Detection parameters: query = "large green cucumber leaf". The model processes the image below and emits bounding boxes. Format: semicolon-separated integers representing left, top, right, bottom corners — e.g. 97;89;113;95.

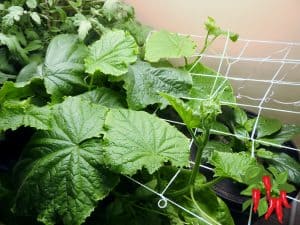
14;98;119;225
16;35;89;100
124;61;192;110
144;30;197;62
0;100;51;132
103;108;190;175
43;34;88;99
201;141;232;163
0;81;34;104
76;87;124;108
115;19;151;46
0;81;51;131
85;30;138;76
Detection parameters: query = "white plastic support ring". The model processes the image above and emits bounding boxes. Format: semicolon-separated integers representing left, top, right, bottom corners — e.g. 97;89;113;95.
158;197;168;208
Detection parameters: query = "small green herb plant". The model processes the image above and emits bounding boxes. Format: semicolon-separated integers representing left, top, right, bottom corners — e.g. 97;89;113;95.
0;1;300;225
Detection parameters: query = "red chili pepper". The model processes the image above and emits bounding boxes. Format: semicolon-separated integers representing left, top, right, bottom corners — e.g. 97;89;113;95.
264;197;276;220
252;188;261;213
280;190;291;208
262;175;272;200
276;197;283;224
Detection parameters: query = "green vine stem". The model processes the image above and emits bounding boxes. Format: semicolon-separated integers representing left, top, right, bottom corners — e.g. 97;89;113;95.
200;177;224;188
188;128;210;186
168;128;211;197
155;170;162;192
192;32;217;66
88;74;94;91
189;186;221;225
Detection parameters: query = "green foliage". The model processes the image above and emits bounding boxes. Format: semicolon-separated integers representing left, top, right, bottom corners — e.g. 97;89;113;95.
102;0;134;22
188;63;236;104
0;99;51;132
158;167;234;225
76;88;124;108
14;98;119;225
0;1;299;224
2;6;24;27
210;152;259;183
0;33;28;63
242;199;252;212
29;12;41;25
259;124;300;145
43;34;89;99
161;93;203;128
0;48;15;74
115;19;151;46
202;141;232;162
257;198;268;217
178;188;235;225
0;0;148;80
72;13;92;40
85;30;138;76
257;150;300;185
124;61;192;109
26;0;38;9
145;30;197;62
15;34;89;101
255;117;282;138
234;107;248;126
0;80;33;103
103;108;190;175
205;17;238;42
161;93;221;129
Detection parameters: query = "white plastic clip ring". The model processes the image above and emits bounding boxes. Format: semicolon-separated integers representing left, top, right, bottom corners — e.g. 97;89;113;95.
158;197;168;209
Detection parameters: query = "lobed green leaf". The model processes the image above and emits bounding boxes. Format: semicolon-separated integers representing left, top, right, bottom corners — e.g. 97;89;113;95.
14;97;119;225
43;34;89;100
103;108;190;175
0;100;51;132
145;30;197;62
75;87;124;108
85;30;138;76
124;61;192;110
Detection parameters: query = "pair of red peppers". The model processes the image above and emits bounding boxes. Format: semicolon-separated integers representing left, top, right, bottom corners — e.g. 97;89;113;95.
251;175;291;224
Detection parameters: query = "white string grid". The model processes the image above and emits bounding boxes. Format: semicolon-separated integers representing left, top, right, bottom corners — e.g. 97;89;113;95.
128;33;300;224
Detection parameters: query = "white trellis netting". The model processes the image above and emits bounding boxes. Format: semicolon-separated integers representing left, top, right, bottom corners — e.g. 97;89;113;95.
129;33;300;225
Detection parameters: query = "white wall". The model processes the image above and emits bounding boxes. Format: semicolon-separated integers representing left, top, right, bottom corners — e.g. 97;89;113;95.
125;0;300;147
124;0;300;41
